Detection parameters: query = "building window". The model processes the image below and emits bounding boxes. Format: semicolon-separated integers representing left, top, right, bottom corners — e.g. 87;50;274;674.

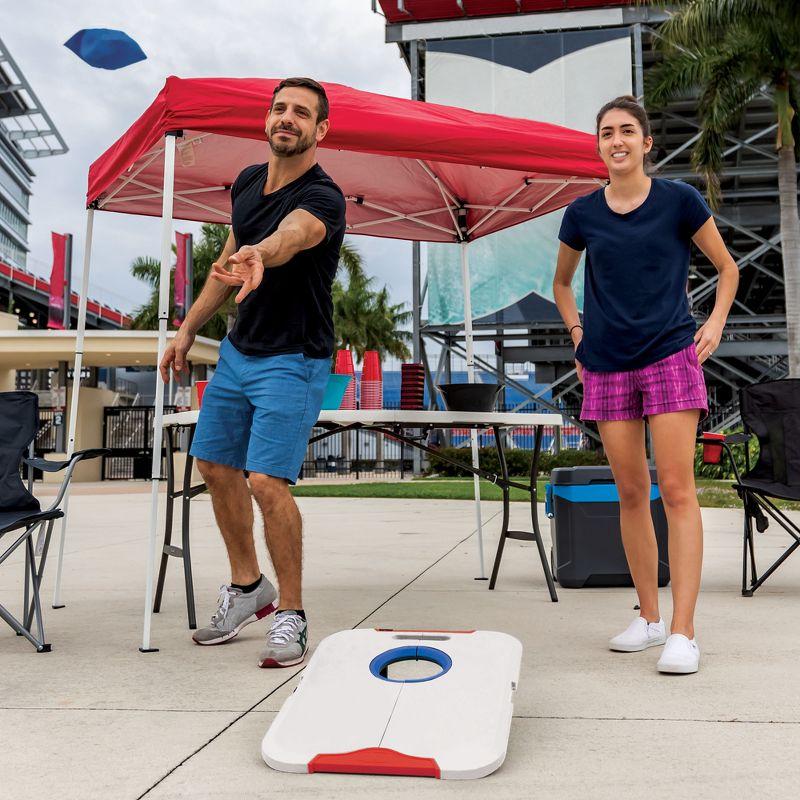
0;159;30;210
0;198;27;238
0;228;26;267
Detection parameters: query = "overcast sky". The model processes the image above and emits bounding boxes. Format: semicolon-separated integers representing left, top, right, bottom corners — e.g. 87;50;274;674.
3;0;413;316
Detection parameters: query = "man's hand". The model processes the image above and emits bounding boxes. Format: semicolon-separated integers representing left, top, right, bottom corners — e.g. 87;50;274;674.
210;246;265;303
159;328;196;383
694;316;724;364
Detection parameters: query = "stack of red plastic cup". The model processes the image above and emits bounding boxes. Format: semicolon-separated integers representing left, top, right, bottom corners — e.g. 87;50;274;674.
360;350;383;409
400;362;425;410
334;349;357;409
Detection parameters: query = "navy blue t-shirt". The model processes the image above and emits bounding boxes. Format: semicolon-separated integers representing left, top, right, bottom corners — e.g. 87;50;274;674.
558;178;712;372
227;162;346;359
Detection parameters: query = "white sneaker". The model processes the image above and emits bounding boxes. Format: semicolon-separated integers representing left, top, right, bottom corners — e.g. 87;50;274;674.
609;616;667;652
657;633;700;674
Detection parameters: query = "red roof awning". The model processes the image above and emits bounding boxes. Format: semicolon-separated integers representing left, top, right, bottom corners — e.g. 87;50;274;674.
88;77;606;243
377;1;632;25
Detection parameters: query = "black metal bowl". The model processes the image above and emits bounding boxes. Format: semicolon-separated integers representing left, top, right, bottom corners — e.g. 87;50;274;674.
436;382;501;412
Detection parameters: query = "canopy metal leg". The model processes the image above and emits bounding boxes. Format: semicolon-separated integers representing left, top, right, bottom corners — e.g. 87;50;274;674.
461;242;486;580
141;132;178;653
52;207;95;609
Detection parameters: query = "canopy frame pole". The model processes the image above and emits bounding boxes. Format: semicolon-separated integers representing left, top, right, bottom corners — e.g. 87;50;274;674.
345;197;456;236
468;177;574;238
103;184;228;205
416;160;462;207
141;131;178;653
460;240;486;580
97;147;164;208
51;207;95;609
123;177;230;220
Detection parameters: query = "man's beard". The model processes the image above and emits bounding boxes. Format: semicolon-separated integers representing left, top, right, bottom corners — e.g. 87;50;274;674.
269;127;315;157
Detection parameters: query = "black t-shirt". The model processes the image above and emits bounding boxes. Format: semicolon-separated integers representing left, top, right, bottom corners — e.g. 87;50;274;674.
227;162;346;358
558;178;712;372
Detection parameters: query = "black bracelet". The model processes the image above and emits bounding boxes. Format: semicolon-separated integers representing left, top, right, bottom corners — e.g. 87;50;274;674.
568;324;583;335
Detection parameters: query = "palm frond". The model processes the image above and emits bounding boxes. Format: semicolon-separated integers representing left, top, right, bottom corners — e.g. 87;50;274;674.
645;47;708;109
337;240;367;284
648;0;777;51
129;256;162;287
691;128;727;209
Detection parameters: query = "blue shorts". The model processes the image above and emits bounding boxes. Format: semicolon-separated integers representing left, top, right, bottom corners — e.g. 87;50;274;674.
189;337;329;484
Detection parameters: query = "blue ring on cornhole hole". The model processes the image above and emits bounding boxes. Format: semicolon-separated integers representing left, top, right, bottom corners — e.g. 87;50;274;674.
369;646;452;683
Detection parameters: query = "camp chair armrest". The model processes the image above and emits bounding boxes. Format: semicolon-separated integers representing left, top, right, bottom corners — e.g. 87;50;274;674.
696;433;751;446
24;449;110;473
722;433;752;446
31;449;112;513
23;457;71;473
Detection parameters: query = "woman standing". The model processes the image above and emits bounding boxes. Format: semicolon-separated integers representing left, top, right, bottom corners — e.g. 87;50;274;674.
553;96;739;674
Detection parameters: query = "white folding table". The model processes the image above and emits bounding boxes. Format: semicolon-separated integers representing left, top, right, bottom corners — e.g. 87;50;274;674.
156;409;562;628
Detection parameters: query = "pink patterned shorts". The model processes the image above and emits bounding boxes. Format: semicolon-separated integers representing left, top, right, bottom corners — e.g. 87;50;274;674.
581;343;708;421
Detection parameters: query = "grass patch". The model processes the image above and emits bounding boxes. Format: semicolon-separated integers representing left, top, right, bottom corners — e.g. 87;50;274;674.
291;477;800;511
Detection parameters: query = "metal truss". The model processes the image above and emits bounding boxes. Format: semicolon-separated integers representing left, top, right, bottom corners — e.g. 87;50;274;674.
400;18;791;438
0;35;67;159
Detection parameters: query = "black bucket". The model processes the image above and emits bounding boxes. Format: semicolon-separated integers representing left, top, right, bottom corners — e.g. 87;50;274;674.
436;383;501;412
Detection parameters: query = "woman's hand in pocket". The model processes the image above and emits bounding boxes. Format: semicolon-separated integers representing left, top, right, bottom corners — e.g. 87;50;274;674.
571;326;584;382
694;316;724;364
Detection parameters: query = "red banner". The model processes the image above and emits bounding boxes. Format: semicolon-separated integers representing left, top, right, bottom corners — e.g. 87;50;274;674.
173;232;190;326
47;232;68;329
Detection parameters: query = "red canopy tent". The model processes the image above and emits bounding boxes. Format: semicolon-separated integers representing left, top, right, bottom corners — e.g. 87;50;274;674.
60;77;605;650
87;76;603;236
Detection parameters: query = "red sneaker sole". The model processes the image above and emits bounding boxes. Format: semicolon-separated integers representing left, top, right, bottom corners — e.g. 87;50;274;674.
258;653;306;669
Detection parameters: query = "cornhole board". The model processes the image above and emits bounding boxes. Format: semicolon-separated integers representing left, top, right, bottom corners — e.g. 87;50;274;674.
261;628;522;780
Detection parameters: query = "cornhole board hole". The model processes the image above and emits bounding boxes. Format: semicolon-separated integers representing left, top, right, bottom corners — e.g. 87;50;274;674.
261;628;522;780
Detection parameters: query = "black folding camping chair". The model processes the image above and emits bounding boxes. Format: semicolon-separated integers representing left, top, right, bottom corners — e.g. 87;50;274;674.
0;391;107;651
699;379;800;596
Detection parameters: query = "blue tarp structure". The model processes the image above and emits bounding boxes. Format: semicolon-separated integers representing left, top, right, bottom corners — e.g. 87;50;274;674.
64;29;146;70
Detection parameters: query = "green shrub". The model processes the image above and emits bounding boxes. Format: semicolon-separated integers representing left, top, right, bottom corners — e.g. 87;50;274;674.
424;430;759;481
424;447;608;477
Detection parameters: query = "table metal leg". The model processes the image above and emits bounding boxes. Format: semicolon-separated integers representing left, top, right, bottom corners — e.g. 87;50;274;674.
529;426;558;602
153;428;176;614
182;442;198;630
153;425;200;628
489;425;510;589
488;425;558;601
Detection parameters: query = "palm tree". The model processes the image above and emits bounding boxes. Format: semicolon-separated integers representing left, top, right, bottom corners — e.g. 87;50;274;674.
129;223;232;339
332;242;412;362
645;0;800;377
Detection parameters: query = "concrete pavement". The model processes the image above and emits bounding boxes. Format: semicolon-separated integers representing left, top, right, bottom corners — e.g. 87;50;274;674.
1;490;799;798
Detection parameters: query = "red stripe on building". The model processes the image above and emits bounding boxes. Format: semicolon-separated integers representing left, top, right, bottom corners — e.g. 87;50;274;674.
0;261;131;327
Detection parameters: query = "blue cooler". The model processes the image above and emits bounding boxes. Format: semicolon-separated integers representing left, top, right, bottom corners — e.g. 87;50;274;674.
545;466;670;588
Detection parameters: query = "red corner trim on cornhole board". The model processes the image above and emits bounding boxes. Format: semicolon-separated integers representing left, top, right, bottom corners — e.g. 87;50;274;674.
375;628;476;634
308;747;441;778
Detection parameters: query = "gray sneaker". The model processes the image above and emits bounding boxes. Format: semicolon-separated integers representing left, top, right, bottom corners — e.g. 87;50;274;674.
192;576;278;645
258;610;308;668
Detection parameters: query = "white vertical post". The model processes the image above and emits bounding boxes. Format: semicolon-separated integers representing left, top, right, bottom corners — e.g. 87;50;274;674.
141;133;177;652
460;242;486;579
52;208;94;608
